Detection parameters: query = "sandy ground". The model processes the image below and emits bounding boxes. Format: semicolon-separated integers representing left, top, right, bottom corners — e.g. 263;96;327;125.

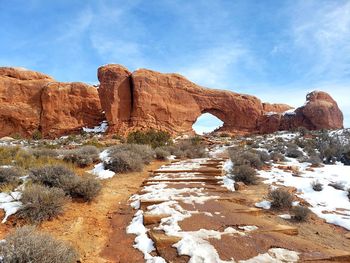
0;160;166;263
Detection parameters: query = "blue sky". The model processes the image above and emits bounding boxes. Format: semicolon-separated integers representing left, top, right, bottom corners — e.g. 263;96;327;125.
1;0;350;129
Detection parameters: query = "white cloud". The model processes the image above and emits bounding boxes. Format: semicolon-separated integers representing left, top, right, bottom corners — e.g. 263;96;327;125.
179;44;260;90
291;0;350;79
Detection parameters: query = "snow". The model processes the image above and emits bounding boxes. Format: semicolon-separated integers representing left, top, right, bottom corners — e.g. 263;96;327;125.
88;149;115;179
89;163;115;179
240;248;299;263
258;162;350;230
264;111;277;116
255;200;271;210
219;160;235;191
83;120;108;133
0;192;22;223
278;214;292;220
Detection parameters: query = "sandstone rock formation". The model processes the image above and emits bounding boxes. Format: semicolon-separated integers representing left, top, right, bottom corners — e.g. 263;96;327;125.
0;67;103;138
0;65;343;138
98;64;343;135
259;91;344;133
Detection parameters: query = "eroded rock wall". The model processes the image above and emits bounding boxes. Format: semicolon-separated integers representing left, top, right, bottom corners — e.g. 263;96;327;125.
98;64;344;136
0;67;103;138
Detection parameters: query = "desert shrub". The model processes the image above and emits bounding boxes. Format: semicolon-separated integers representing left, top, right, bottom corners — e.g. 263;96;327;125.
30;165;77;193
328;182;345;191
63;145;100;167
340;151;350;166
127;129;172;148
297;127;310;137
311;180;323;191
228;149;264;169
18;184;68;223
109;144;155;164
155;147;171;160
0;167;22;186
270;152;286;163
307;154;322;166
172;139;207;159
30;165;100;201
286;147;303;158
231;165;258;185
31;148;58;159
347;188;350;201
292;206;311;222
32;129;42;140
104;151;144;173
268;189;293;210
70;175;101;201
0;147;20;165
0;226;79;263
255;150;271;162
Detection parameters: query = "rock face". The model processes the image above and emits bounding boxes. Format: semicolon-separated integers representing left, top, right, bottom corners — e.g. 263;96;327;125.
0;67;103;138
97;64;344;135
259;91;344;133
0;65;344;138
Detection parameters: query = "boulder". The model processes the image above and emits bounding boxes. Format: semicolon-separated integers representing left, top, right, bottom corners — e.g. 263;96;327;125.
259;91;343;133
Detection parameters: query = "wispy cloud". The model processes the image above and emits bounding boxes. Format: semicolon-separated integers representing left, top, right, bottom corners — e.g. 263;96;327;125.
290;0;350;80
179;44;257;89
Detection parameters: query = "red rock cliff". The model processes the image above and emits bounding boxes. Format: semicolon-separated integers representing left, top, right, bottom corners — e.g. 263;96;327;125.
0;67;103;138
97;64;343;135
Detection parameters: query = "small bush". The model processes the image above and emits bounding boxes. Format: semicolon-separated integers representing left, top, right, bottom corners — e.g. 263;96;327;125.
155;147;170;160
30;165;77;193
286;148;303;158
63;146;100;167
0;226;79;263
32;130;42;140
0;167;22;186
232;165;258;185
172;140;207;159
229;149;265;169
30;165;101;201
270;152;286;163
328;182;345;191
311;180;323;191
109;144;155;164
18;184;68;223
292;206;311;222
255;150;271;162
307;154;322;166
347;189;350;201
70;175;101;201
127;129;172;148
268;189;293;210
104;151;144;173
31;148;58;159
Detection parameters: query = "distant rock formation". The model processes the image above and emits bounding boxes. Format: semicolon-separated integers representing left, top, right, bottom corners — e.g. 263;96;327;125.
0;67;103;138
258;91;344;133
0;65;344;138
98;64;343;135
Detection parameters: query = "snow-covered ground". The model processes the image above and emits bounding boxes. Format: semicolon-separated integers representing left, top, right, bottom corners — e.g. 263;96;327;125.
258;159;350;230
88;149;115;179
127;158;300;262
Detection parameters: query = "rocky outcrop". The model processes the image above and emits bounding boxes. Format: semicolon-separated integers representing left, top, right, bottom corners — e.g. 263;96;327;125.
0;67;103;138
0;65;344;138
41;82;104;137
259;91;344;133
97;64;132;133
98;64;344;135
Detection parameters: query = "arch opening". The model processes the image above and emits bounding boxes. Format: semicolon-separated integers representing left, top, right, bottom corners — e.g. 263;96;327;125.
192;113;224;135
